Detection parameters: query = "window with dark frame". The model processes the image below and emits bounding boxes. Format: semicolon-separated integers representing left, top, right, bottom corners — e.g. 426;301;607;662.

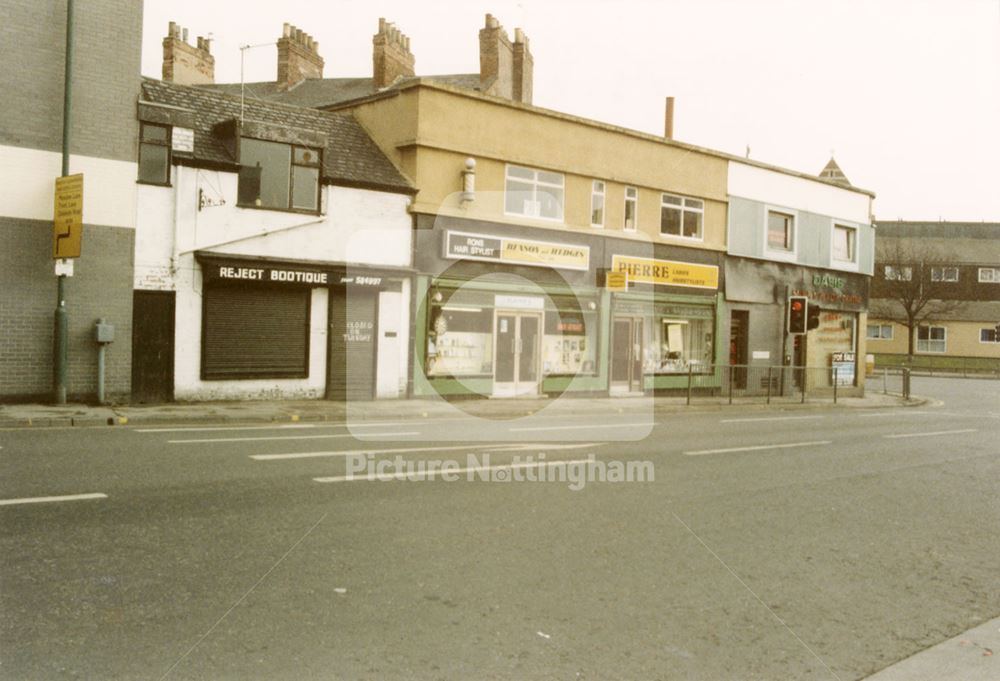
138;123;171;184
238;138;321;212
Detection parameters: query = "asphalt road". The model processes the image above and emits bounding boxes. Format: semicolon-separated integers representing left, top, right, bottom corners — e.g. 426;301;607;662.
1;377;998;680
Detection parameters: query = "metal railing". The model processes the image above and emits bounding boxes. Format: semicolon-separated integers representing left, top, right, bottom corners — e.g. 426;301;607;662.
671;363;860;406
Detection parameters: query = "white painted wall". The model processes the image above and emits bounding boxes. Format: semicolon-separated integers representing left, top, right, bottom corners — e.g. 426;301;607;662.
139;165;413;401
0;144;136;229
170;169;411;266
728;162;871;225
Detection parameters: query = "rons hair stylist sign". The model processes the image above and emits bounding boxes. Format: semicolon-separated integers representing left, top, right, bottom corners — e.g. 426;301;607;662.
444;230;589;271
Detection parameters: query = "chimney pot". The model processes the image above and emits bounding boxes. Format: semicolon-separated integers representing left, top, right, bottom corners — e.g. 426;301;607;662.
664;96;675;140
163;21;215;84
277;22;324;88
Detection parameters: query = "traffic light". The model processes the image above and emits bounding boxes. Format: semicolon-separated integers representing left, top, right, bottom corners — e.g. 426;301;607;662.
807;303;821;331
788;296;807;334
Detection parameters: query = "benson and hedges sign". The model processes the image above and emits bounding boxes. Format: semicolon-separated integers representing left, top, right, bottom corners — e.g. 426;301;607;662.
444;230;590;271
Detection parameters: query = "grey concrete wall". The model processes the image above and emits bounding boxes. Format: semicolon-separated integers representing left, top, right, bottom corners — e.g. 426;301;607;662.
0;0;143;162
0;219;134;403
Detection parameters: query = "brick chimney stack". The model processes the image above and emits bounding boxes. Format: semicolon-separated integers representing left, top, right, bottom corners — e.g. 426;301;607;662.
162;21;215;85
512;27;533;104
373;18;415;89
277;23;324;90
479;14;514;100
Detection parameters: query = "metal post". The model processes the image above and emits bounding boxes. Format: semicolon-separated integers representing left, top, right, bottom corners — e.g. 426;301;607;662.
902;368;911;399
54;0;74;405
97;343;106;405
728;365;734;405
833;368;838;404
801;364;806;404
883;368;887;395
766;366;772;404
686;363;693;406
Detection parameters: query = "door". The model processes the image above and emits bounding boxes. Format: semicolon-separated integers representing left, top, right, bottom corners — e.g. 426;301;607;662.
729;310;749;390
493;312;541;397
327;287;378;401
131;290;175;403
611;317;643;393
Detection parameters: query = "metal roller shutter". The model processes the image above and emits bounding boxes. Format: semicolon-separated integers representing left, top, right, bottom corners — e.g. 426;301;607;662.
202;284;310;379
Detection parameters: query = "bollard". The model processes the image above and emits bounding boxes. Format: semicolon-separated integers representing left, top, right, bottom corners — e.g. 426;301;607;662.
766;366;772;405
686;364;693;406
728;365;734;405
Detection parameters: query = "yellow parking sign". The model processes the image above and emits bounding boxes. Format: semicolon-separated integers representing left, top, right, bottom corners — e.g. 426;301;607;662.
53;174;83;259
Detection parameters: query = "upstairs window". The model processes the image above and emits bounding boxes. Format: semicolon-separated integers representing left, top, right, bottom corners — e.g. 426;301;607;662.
504;165;564;221
138;123;171;184
660;193;703;239
767;210;795;251
884;265;912;281
624;187;638;231
590;180;605;227
931;267;959;282
832;224;857;262
979;267;1000;283
238;138;321;212
866;324;893;340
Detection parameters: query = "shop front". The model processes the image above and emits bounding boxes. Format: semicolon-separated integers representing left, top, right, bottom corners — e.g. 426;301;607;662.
413;217;607;398
184;254;410;401
724;258;869;395
606;249;724;394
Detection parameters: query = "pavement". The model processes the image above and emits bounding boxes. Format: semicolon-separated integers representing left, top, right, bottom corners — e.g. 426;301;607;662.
0;390;924;429
862;615;999;681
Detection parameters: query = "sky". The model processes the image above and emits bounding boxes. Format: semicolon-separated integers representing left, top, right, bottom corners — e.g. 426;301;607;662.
141;0;1000;222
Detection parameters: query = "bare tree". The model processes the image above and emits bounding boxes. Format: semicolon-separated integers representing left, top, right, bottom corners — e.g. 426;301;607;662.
870;238;964;358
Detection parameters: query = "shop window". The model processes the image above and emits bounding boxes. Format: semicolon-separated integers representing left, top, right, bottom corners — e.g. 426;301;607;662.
884;265;912;281
931;267;959;282
427;304;494;377
832;224;856;263
542;308;599;376
660;193;703;239
981;327;999;343
504;165;564;221
624;187;638;231
866;324;893;340
767;210;795;252
590;180;605;227
138;123;171;184
646;317;713;373
238;138;321;212
202;284;310;379
978;267;1000;283
917;325;946;353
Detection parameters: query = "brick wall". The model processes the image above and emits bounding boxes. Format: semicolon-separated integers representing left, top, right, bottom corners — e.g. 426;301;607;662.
0;218;135;403
0;0;143;162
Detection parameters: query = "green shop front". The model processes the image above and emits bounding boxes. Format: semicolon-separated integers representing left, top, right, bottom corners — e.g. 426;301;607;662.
412;215;723;398
605;247;724;394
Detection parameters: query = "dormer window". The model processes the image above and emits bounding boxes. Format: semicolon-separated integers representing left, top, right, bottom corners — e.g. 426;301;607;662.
238;138;321;212
138;123;171;185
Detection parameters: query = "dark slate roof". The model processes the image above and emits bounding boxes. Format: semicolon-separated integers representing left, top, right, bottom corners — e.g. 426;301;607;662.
202;74;483;108
139;77;413;194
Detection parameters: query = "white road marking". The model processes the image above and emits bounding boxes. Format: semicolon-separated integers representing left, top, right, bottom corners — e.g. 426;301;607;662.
720;416;824;423
858;411;934;418
0;493;107;507
251;442;601;461
169;432;418;444
509;422;651;432
313;457;594;483
684;441;832;456
883;428;978;439
138;424;329;433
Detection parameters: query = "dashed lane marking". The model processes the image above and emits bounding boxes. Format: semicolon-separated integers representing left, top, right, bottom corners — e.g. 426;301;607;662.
169;432;419;444
0;493;107;507
883;428;978;439
684;441;832;456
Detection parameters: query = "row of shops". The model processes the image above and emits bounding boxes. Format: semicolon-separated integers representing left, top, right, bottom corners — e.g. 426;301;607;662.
159;213;868;402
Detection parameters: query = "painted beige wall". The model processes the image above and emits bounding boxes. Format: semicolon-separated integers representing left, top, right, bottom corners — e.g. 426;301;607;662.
349;84;728;250
867;318;1000;358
